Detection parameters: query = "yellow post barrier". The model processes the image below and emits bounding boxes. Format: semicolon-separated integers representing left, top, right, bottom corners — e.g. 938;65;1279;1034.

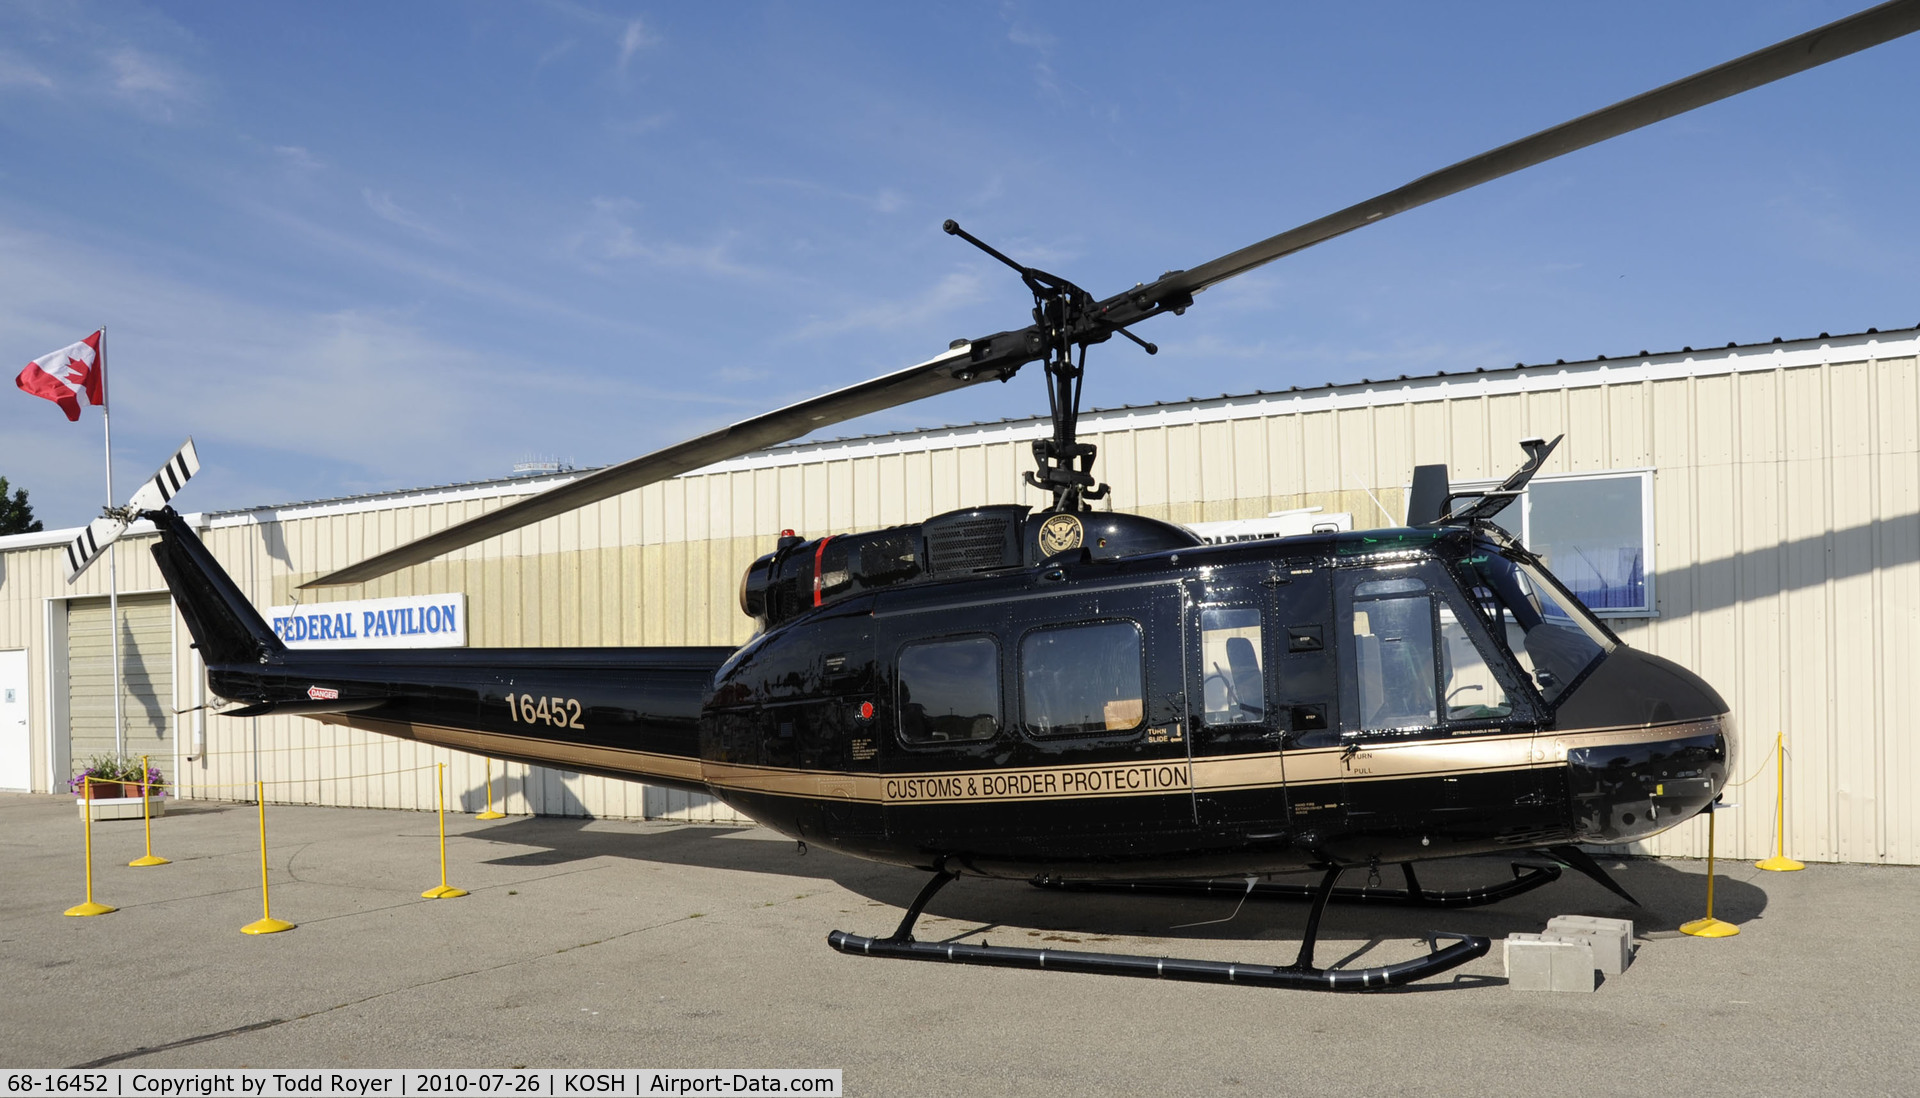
129;754;170;867
64;777;116;917
1680;802;1739;938
241;780;295;934
422;762;468;899
475;758;506;820
1756;732;1805;872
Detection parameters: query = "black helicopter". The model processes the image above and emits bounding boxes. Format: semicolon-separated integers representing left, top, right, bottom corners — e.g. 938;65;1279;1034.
97;4;1919;990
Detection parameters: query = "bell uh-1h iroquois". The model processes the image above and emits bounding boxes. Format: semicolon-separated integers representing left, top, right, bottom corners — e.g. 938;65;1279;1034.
96;4;1918;990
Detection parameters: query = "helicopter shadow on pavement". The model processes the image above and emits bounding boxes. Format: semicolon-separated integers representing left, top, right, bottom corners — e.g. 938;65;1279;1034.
458;813;1768;973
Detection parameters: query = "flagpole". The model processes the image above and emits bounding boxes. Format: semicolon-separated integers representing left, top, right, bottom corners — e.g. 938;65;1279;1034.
100;326;123;758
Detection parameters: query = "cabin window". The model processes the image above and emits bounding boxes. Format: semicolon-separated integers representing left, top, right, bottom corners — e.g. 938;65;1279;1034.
1021;621;1145;736
1350;576;1438;729
1200;607;1265;725
897;635;1001;743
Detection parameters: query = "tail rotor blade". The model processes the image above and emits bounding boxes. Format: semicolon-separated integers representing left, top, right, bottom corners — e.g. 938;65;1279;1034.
126;438;200;516
64;516;126;584
66;437;202;584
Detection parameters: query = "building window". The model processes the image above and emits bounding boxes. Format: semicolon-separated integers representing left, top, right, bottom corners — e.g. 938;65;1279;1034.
1021;621;1145;736
897;636;1000;743
1458;470;1654;617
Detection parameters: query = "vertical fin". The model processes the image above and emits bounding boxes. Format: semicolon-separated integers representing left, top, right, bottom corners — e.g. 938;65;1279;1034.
144;507;284;665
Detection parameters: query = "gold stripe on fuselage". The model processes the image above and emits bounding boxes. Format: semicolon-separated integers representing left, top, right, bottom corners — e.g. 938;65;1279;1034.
318;714;1720;808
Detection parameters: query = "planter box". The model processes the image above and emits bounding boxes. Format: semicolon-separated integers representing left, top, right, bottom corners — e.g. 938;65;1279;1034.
76;794;168;821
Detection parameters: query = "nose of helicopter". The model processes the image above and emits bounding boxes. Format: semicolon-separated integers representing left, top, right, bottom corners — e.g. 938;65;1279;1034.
1553;647;1731;845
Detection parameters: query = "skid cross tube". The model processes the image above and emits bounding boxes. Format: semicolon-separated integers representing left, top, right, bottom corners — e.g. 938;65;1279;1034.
1033;860;1563;909
827;865;1492;991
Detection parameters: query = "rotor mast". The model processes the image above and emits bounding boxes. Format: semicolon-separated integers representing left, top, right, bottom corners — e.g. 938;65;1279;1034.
944;220;1164;512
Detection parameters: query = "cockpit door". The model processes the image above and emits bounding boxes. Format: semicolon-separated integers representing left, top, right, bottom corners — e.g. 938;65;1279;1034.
1332;561;1541;843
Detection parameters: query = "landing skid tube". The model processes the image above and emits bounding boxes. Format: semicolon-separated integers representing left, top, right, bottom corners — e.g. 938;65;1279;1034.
1032;860;1562;909
827;866;1492;991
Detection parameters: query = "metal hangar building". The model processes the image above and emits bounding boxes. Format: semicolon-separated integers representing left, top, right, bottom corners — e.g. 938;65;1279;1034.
2;324;1916;866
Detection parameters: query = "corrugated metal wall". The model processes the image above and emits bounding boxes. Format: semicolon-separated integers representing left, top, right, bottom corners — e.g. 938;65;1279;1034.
2;335;1915;863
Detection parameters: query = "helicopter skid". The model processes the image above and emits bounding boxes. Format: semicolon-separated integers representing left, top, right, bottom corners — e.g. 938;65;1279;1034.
828;865;1490;991
1032;860;1562;909
825;928;1491;991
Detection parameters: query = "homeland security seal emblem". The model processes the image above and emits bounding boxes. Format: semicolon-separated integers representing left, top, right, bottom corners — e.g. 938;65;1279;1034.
1037;513;1084;555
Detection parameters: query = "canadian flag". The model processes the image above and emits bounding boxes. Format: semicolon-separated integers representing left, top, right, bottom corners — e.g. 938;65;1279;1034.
16;330;106;422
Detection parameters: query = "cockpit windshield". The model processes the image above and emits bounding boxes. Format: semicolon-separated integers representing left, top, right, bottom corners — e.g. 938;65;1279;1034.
1455;547;1614;704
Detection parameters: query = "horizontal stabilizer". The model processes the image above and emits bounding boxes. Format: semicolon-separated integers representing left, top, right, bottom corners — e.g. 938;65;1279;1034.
219;697;392;718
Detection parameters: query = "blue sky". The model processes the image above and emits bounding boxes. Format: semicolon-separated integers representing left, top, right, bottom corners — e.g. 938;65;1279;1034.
3;2;1916;530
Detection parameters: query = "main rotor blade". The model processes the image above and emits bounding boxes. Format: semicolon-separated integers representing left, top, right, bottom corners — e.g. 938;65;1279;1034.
303;345;980;587
1154;0;1920;300
305;3;1920;589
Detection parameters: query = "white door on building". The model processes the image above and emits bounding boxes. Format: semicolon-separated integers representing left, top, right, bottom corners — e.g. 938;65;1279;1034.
0;649;28;790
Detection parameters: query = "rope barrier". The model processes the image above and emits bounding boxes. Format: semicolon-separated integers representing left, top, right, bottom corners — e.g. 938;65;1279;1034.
187;741;494;759
164;764;442;793
62;760;490;928
1722;735;1779;789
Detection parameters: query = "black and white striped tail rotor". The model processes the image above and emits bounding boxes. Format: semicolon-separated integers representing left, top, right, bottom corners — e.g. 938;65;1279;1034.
64;438;201;584
126;437;200;515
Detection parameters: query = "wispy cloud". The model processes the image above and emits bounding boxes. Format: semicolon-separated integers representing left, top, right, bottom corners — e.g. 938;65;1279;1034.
361;188;457;246
274;145;324;173
617;19;655;74
1002;6;1063;104
241;198;638;330
533;38;576;73
0;50;54;90
748;176;911;215
105;46;200;121
791;271;986;339
567;196;770;280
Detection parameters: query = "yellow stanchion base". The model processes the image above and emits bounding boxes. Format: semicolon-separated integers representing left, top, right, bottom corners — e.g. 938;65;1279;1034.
64;901;116;917
1755;855;1804;871
242;917;296;935
1679;916;1740;937
129;854;171;867
474;810;506;820
422;885;468;899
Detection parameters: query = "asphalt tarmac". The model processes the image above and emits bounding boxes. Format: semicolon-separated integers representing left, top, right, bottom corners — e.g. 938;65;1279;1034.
3;791;1916;1096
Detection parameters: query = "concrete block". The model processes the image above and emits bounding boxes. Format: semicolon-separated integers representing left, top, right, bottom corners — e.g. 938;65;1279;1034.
1504;933;1596;992
1547;916;1634;975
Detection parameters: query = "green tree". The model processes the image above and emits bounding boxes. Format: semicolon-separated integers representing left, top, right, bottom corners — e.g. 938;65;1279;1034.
0;477;43;535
